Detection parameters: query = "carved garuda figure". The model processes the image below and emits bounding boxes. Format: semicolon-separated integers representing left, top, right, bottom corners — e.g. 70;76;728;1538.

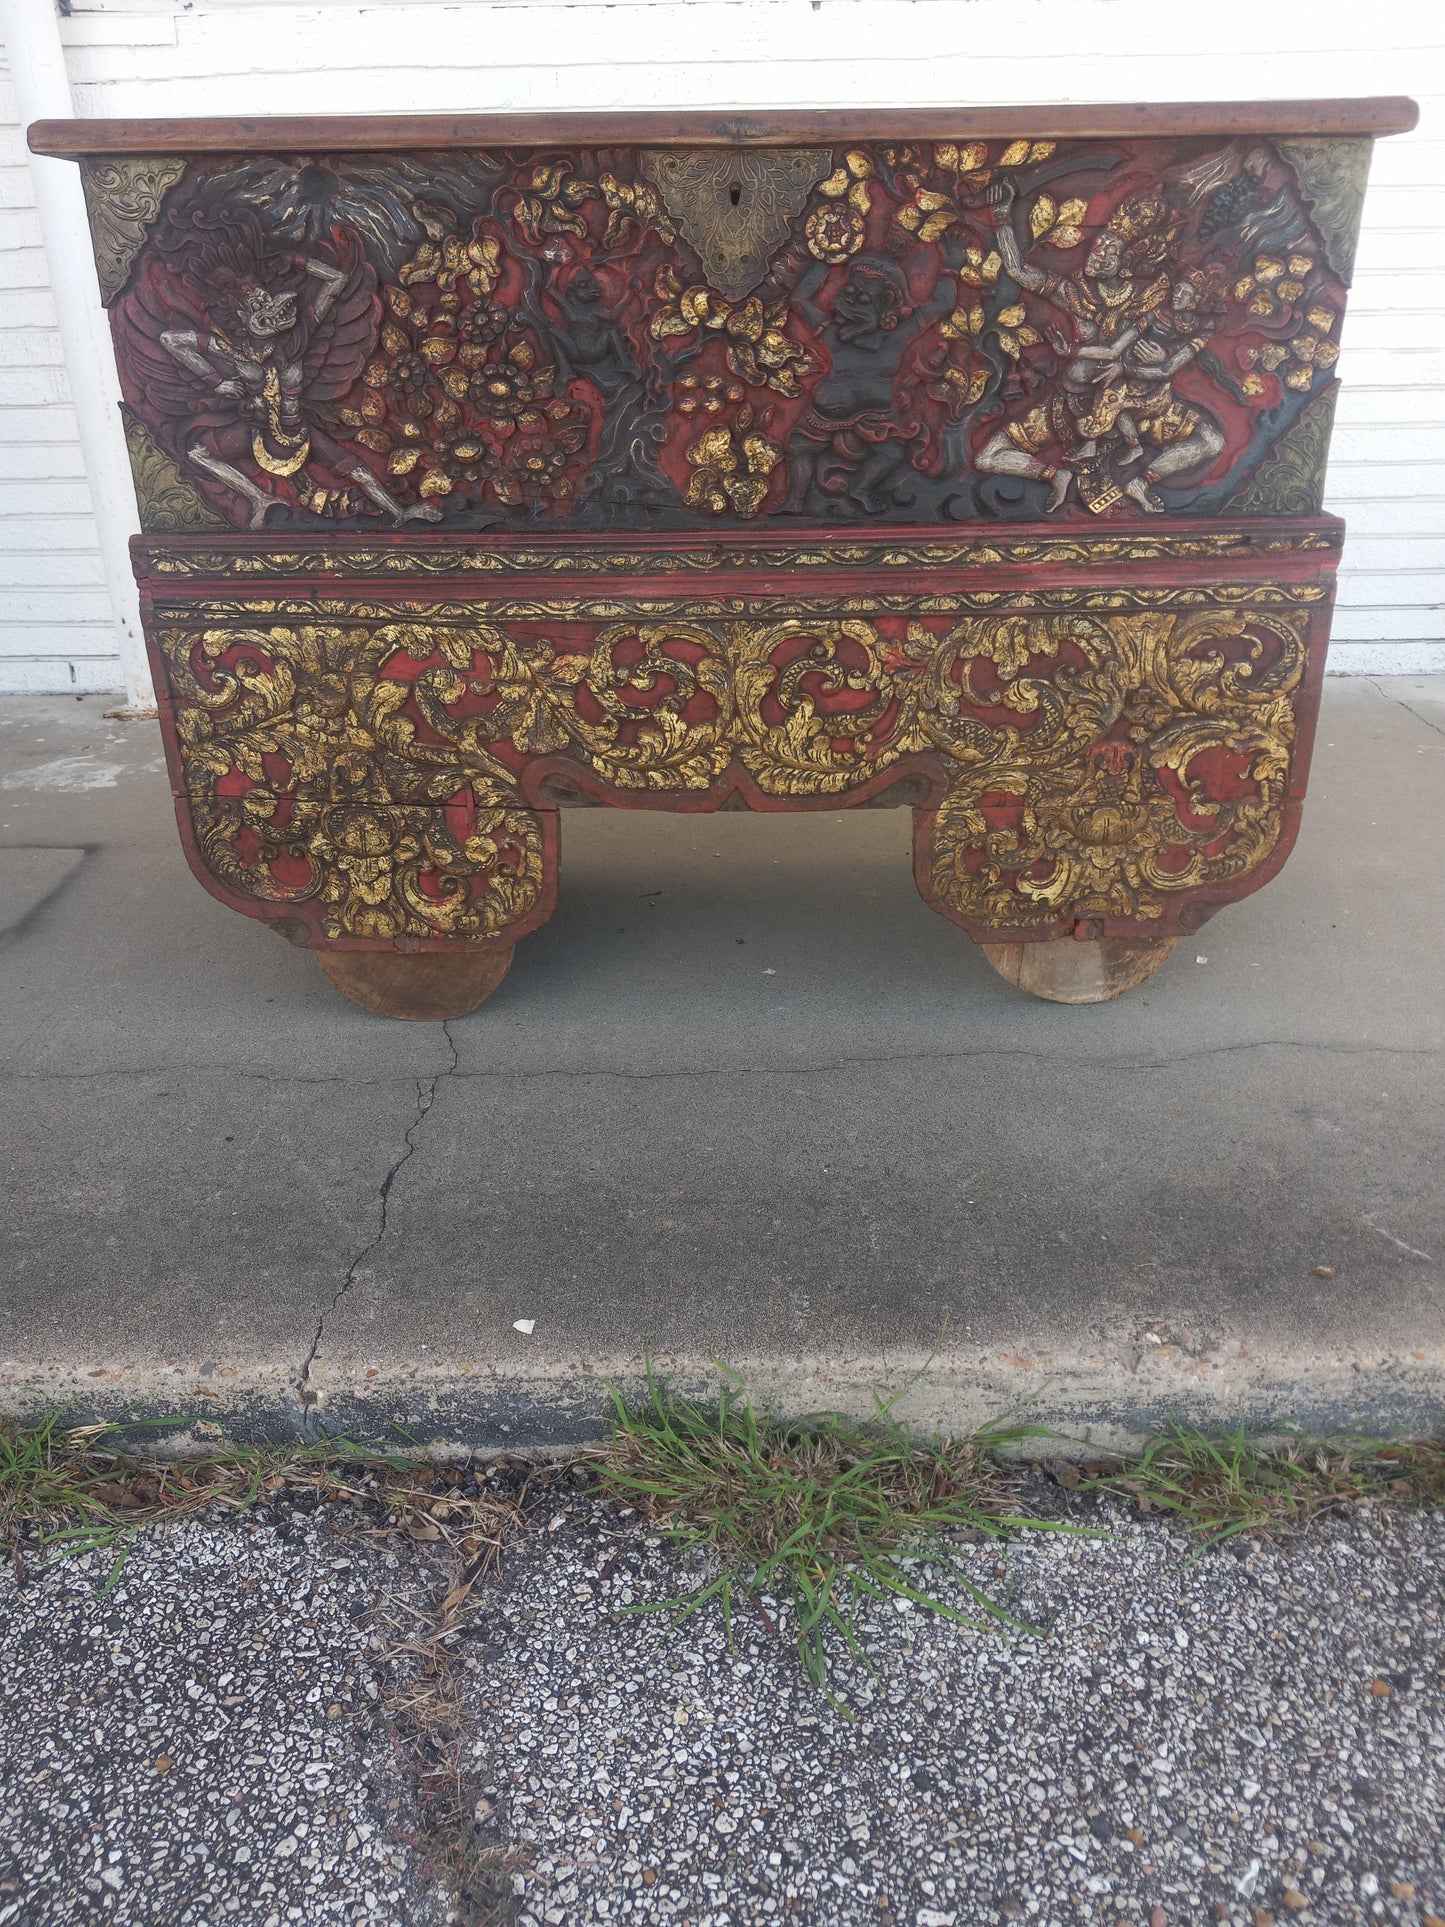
114;201;438;526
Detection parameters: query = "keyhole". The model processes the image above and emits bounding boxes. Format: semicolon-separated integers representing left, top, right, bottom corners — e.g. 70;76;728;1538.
729;181;742;207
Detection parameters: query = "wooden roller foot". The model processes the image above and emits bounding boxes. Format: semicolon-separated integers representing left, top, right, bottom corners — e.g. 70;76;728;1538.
983;935;1178;1005
316;946;513;1020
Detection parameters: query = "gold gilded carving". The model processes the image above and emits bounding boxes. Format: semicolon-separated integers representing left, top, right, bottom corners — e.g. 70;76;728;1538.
641;149;832;299
926;607;1307;926
1225;382;1338;516
123;406;227;531
1276;137;1372;284
80;156;187;305
141;527;1339;580
164;621;545;940
156;584;1328;627
159;594;1309;932
481;619;736;792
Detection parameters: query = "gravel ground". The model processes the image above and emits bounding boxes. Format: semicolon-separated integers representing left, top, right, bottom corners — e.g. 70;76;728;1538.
0;1510;447;1927
1;1484;1442;1927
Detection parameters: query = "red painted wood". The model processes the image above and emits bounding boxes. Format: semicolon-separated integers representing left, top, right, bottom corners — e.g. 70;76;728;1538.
60;115;1392;968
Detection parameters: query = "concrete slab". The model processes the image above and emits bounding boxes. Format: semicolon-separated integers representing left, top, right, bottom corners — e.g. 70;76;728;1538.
1;681;1441;1443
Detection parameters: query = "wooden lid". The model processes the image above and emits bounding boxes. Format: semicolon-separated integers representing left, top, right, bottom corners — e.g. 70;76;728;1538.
29;98;1419;157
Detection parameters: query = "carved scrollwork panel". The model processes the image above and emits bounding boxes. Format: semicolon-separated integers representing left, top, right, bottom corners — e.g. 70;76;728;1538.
80;157;187;304
921;608;1308;932
155;593;1313;941
161;620;549;944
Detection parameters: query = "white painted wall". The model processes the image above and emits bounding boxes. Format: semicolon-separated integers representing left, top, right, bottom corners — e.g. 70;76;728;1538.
1;54;126;693
2;0;1442;696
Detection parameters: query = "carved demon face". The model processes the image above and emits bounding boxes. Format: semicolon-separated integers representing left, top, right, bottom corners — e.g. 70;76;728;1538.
239;284;298;339
1061;739;1151;848
833;263;904;343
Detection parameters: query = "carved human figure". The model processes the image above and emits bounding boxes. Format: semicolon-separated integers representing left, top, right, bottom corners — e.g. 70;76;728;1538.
975;184;1194;514
160;259;441;528
1102;271;1229;510
539;261;668;512
782;249;961;516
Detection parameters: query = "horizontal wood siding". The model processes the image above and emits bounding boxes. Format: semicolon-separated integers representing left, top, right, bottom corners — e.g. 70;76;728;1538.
0;66;118;692
2;0;1441;689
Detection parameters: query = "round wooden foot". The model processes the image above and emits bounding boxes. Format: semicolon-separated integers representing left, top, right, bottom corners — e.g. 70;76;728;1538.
316;946;513;1020
982;935;1178;1005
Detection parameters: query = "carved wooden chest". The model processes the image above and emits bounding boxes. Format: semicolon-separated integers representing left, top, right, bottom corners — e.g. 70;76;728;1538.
33;102;1415;1014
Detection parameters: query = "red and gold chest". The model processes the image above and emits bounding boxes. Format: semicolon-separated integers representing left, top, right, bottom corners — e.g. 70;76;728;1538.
32;102;1415;1013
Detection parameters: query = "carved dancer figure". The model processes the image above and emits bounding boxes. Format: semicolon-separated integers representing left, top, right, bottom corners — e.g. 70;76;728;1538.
1078;270;1229;511
975;185;1184;513
783;249;961;516
156;247;440;528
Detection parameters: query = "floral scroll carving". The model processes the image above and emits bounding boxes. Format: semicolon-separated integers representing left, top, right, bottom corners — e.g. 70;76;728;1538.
122;406;228;531
921;607;1306;929
158;596;1308;941
163;620;549;944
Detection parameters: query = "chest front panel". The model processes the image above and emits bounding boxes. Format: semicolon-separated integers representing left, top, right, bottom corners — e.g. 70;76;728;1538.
91;133;1364;536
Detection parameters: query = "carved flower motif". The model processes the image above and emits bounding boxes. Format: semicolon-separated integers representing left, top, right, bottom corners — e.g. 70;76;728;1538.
649;270;813;399
468;365;537;422
393;353;431;394
806;204;865;265
489;417;588;507
459;303;509;347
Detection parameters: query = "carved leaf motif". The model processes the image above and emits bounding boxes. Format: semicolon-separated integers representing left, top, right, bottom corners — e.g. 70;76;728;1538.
1225;383;1338;516
1275;137;1373;284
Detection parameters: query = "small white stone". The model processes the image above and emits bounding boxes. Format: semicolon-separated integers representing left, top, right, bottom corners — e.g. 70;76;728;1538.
512;1319;536;1336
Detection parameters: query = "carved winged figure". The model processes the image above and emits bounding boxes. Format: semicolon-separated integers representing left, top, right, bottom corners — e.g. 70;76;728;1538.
115;202;440;528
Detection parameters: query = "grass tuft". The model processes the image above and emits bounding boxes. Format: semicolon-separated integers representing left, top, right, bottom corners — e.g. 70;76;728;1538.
596;1362;1081;1696
1087;1420;1445;1548
0;1411;522;1588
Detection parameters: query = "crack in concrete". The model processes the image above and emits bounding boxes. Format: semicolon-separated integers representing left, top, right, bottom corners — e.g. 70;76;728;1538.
1369;677;1445;741
3;1036;1440;1098
1363;1217;1436;1264
293;1021;459;1437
